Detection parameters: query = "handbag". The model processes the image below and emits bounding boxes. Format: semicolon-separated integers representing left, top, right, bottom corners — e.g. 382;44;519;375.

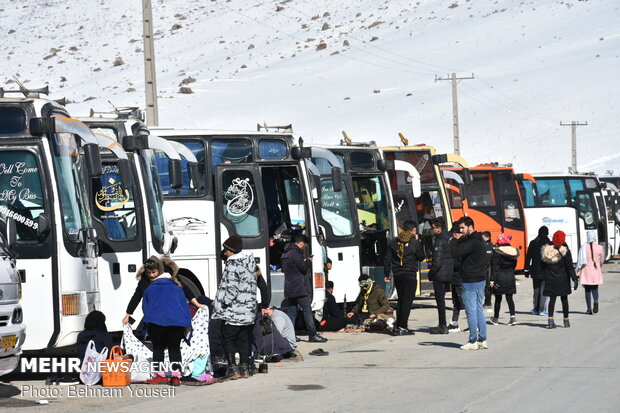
101;346;132;387
80;340;108;386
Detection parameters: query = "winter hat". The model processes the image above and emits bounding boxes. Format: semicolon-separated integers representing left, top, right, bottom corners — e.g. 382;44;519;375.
144;255;164;273
223;235;243;254
497;233;512;245
586;230;597;243
84;310;108;332
552;230;566;248
538;226;549;237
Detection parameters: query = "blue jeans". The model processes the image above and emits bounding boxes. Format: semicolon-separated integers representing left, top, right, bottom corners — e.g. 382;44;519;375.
462;281;487;343
286;295;317;338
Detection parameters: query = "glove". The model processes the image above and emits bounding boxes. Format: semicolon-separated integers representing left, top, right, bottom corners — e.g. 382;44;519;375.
523;270;530;278
573;280;579;290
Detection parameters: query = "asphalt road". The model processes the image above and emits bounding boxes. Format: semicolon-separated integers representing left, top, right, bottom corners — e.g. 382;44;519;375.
2;263;619;413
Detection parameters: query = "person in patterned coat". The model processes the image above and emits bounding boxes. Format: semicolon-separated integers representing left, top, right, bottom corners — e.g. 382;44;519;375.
212;235;258;381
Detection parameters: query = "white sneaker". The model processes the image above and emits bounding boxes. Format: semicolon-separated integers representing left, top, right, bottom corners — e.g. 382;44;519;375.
460;341;479;350
477;340;488;350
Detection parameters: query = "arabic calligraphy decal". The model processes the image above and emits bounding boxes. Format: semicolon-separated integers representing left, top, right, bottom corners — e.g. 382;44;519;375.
95;176;130;212
225;177;254;216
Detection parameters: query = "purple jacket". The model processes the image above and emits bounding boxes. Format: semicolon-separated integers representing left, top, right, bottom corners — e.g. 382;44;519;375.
281;243;312;298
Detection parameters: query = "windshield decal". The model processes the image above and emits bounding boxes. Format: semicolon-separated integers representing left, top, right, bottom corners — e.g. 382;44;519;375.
95;176;130;212
225;177;254;216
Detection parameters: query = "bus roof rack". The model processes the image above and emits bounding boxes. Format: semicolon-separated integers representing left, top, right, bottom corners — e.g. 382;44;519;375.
257;123;293;133
88;104;145;121
340;131;376;147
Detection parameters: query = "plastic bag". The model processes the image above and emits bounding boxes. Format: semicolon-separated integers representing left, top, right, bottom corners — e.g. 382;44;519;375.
80;340;108;386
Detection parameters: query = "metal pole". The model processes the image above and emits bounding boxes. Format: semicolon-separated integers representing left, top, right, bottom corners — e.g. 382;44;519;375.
142;0;159;126
451;73;460;156
560;121;588;173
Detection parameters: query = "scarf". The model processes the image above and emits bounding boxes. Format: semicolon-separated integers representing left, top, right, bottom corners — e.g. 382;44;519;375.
577;230;597;269
361;283;373;313
396;231;415;266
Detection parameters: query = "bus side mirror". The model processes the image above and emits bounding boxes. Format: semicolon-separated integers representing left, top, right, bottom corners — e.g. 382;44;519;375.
5;217;16;248
169;159;182;189
332;167;342;192
118;159;135;189
83;143;103;177
36;213;51;237
189;162;200;189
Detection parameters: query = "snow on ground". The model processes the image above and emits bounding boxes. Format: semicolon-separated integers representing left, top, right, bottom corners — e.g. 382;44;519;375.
2;0;619;174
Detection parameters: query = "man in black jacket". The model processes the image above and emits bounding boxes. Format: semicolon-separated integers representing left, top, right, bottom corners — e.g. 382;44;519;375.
525;225;551;315
429;218;454;334
450;217;488;350
385;220;425;336
281;234;327;343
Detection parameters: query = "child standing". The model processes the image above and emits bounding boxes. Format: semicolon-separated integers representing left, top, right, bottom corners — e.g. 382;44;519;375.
489;233;520;326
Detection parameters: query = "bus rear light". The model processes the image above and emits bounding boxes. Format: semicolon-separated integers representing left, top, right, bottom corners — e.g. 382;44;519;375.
314;272;325;289
62;292;87;316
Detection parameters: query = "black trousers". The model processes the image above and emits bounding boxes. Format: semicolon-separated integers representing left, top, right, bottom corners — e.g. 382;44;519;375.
451;283;463;322
221;323;253;365
548;295;569;318
208;318;225;358
318;317;348;332
394;274;416;329
433;280;451;327
148;323;185;372
493;294;515;317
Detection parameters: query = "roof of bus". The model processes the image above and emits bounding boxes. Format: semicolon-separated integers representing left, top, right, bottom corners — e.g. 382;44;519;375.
442;165;515;172
530;173;600;179
380;145;438;154
150;127;299;138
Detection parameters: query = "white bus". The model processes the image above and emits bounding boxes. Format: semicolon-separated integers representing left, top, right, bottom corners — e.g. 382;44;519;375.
0;91;103;350
518;173;610;262
151;128;343;310
310;142;421;302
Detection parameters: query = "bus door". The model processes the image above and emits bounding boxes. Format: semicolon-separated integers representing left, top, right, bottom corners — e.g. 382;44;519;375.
575;190;601;249
592;190;610;259
215;164;269;299
315;174;360;304
496;178;527;270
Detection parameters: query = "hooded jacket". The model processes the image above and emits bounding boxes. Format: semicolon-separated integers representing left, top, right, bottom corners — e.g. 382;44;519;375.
213;251;258;325
450;231;487;283
350;283;390;316
281;243;312;298
541;244;578;297
126;257;195;315
490;245;520;294
524;227;551;280
428;230;454;282
384;231;425;278
76;311;113;361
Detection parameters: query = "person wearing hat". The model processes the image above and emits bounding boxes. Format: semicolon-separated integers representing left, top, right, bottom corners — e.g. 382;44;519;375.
524;226;552;315
281;234;328;343
489;233;520;326
76;310;114;363
212;235;258;381
347;274;392;329
541;230;579;329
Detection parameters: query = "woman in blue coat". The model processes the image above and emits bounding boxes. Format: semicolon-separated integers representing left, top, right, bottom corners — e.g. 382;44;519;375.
141;256;192;386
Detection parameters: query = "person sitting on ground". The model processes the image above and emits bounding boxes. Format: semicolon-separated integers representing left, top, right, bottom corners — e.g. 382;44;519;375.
76;310;114;362
346;274;393;331
318;281;347;332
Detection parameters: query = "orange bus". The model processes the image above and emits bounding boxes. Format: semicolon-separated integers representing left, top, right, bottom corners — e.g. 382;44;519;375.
441;163;529;271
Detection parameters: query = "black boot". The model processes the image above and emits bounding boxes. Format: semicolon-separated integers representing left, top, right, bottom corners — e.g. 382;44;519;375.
238;364;250;379
221;354;240;382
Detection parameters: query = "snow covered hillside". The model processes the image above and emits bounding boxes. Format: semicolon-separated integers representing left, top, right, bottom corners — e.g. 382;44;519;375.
2;0;618;174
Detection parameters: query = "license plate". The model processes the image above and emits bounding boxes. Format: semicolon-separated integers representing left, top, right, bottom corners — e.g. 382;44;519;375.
1;335;17;349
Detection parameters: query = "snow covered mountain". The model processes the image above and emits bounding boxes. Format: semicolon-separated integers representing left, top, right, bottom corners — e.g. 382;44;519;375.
2;0;618;174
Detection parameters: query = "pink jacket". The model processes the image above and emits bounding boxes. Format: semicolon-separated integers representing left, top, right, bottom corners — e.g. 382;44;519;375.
577;242;604;285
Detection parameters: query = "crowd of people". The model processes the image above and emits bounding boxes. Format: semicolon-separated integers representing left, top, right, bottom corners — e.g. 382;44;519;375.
77;216;605;386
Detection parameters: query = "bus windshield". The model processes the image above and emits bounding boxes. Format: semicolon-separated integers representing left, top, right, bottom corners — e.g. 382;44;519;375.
52;133;92;242
140;150;166;246
157;140;207;198
352;176;389;231
319;178;355;237
93;162;138;240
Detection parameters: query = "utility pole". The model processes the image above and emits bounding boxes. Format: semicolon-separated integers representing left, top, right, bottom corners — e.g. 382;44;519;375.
560;121;588;173
435;73;474;156
142;0;159;126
